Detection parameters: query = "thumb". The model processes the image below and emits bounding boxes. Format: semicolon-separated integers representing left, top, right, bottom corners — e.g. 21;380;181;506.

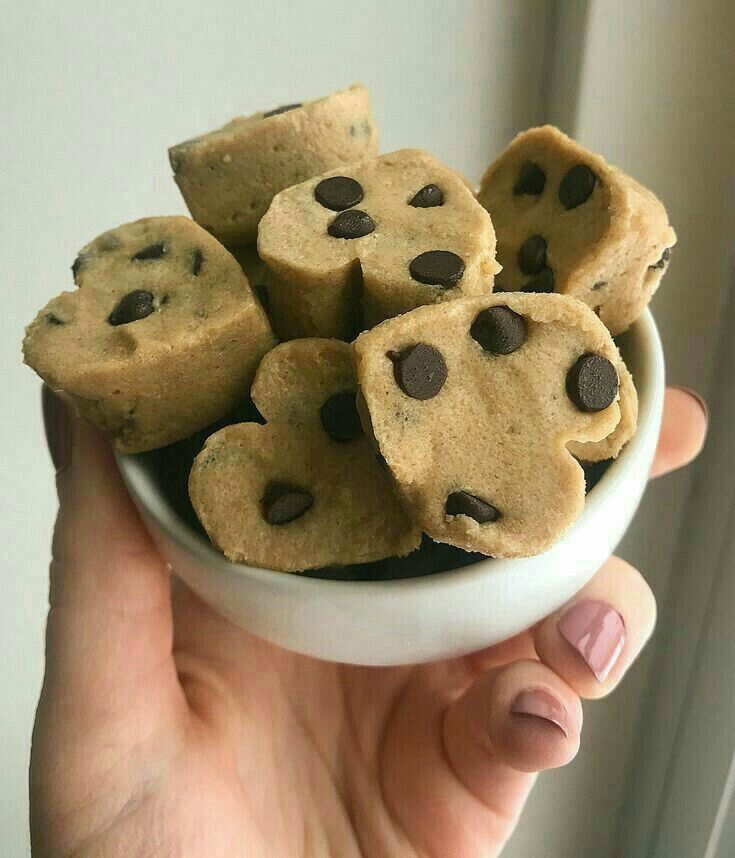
38;385;180;718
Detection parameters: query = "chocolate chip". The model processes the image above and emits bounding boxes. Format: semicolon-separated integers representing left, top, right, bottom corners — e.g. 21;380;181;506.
261;482;313;525
521;267;555;293
592;281;607;290
320;392;362;441
327;209;375;239
71;256;83;278
446;491;500;523
493;272;509;292
108;290;155;326
132;242;166;261
263;103;301;118
559;165;597;209
409;251;465;287
471;306;526;355
314;176;364;211
409;184;444;208
517;235;548;275
191;248;204;276
649;247;671;270
388;343;447;400
513;161;546;196
566;354;619;412
46;313;65;326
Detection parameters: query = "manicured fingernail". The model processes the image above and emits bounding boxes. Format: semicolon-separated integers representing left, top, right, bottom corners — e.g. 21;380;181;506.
558;600;626;683
671;385;709;423
42;385;72;475
510;688;569;737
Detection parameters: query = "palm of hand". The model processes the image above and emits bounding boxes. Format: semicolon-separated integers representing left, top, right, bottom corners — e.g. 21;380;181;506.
30;386;706;857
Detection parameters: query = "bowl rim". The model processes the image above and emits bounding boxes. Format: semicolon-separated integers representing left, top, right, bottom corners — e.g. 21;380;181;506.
116;308;664;594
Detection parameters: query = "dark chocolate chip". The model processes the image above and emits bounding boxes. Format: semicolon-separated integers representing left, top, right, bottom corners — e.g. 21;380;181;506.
71;256;83;278
446;491;500;523
263;103;302;118
409;250;465;287
327;209;375;239
559;165;597;209
566;353;619;412
132;242;166;261
320;392;362;441
592;281;607;290
314;176;364;211
513;161;546;196
409;184;444;208
493;272;509;292
261;482;313;525
191;248;204;276
648;247;671;270
108;290;155;326
517;235;548;275
521;267;555;293
471;306;527;355
388;343;447;400
46;313;65;326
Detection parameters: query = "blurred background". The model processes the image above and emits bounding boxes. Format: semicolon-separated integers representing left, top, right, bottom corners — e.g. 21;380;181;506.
3;1;733;855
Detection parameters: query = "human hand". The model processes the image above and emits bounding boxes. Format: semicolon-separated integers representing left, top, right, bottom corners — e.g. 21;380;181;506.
30;385;707;857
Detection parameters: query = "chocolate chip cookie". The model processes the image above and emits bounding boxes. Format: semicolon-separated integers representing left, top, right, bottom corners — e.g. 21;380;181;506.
257;149;501;341
169;84;378;245
353;293;631;557
477;126;676;335
24;216;275;453
189;339;421;571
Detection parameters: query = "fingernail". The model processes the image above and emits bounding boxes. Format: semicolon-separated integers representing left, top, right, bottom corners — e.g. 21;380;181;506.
558;600;626;683
42;385;72;475
671;385;709;423
510;688;569;737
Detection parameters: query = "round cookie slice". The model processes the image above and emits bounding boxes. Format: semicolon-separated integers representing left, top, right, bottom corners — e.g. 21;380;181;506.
477;126;676;335
353;293;633;558
258;149;501;341
23;216;275;453
169;84;379;245
189;339;421;572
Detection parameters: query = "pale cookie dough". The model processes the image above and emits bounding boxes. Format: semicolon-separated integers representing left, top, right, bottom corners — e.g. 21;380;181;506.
477;125;676;335
24;216;275;453
353;293;630;558
169;84;378;245
189;339;421;572
258;149;501;341
569;360;637;461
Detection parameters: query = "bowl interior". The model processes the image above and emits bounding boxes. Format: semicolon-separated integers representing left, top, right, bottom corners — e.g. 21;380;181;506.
118;312;655;583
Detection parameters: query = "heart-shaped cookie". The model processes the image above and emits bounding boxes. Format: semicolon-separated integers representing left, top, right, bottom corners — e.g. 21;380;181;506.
23;216;274;452
189;339;421;572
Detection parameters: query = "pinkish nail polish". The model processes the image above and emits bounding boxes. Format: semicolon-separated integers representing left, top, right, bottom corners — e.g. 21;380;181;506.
510;688;569;736
558;600;626;682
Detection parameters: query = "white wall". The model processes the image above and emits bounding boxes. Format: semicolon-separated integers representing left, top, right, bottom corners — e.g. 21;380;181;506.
1;2;553;855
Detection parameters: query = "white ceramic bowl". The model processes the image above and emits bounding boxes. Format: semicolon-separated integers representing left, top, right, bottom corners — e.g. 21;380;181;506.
117;309;664;666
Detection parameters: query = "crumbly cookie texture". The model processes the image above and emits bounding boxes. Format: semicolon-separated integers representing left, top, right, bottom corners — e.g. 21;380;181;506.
189;339;421;572
258;148;501;341
169;84;378;245
23;216;274;453
477;125;676;335
353;293;631;558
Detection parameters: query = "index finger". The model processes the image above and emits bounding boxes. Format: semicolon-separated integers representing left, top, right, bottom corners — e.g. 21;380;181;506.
650;386;708;479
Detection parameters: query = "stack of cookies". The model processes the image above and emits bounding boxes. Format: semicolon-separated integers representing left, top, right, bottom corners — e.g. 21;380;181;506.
23;84;675;574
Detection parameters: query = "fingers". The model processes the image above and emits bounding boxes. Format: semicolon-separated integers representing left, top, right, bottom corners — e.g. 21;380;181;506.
650;386;708;478
40;386;180;718
442;660;582;815
533;556;656;700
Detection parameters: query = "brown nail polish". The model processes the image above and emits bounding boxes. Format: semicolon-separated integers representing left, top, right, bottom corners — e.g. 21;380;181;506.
42;385;72;474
